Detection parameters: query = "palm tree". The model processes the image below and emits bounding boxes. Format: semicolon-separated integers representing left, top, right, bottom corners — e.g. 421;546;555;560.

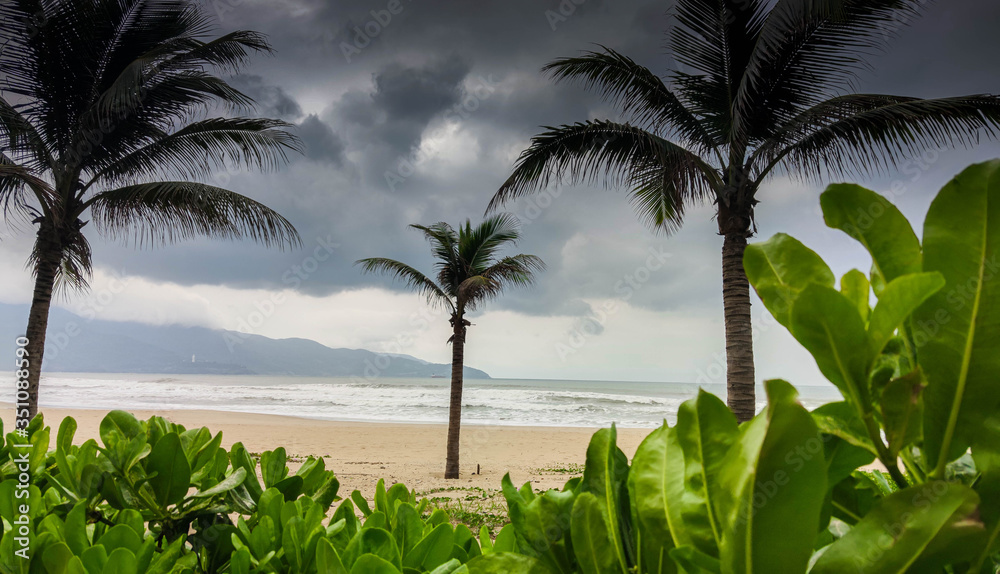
357;214;544;479
488;0;1000;422
1;0;302;420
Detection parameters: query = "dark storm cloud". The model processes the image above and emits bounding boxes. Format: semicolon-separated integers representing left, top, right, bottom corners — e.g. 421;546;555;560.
35;0;1000;324
228;74;303;120
295;114;347;164
335;58;471;156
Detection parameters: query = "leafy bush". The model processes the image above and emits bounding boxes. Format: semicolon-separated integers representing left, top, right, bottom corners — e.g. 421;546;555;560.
0;411;524;573
491;161;1000;573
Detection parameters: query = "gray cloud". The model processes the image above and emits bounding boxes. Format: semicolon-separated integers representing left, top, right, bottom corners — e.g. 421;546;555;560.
295;114;347;164
229;74;303;120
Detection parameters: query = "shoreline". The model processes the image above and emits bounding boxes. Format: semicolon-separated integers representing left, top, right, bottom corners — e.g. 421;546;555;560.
4;401;665;429
1;404;651;497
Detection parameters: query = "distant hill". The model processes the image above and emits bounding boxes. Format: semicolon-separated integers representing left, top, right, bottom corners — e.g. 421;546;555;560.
0;303;489;379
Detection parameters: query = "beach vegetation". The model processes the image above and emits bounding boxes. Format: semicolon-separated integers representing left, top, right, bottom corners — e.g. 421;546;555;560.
357;214;544;479
488;161;1000;573
486;0;1000;423
0;410;515;573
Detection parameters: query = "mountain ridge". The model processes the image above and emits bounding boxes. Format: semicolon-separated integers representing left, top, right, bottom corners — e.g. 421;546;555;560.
0;303;489;379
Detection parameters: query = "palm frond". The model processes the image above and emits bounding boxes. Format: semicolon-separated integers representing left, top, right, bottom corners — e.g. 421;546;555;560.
461;254;546;310
489;121;720;231
759;94;1000;182
84;117;300;188
668;0;769;139
0;159;55;219
461;213;522;275
543;47;720;155
84;181;301;249
0;96;53;172
28;221;93;294
354;257;454;310
733;0;931;141
627;162;689;234
410;222;462;292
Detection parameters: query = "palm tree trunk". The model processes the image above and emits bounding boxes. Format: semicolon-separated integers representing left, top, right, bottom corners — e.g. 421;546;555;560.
721;228;756;423
21;235;61;421
444;319;466;479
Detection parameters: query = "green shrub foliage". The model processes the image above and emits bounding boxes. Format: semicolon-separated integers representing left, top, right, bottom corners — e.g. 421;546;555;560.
0;411;524;573
488;160;1000;573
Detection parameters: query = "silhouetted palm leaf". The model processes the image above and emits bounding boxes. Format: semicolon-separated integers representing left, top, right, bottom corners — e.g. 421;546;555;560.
86;181;301;249
354;258;454;309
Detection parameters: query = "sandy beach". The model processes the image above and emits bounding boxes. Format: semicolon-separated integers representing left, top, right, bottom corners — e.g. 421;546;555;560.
2;405;651;506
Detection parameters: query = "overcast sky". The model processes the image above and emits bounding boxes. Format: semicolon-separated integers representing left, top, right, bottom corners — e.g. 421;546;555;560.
2;0;999;384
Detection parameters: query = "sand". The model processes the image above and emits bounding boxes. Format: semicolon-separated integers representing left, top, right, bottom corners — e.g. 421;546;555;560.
1;405;652;500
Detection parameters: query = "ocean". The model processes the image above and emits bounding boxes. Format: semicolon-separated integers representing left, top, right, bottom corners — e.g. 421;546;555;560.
13;373;844;428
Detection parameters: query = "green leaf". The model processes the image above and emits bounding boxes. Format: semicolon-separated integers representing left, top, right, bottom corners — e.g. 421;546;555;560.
352;490;373;517
822;436;877;489
428;558;464;574
812;482;985;573
260;447;289;488
317;538;349;574
464;552;554;573
193;467;246;498
65;501;91;555
145;433;191;508
580;426;631;572
880;371;926;458
492;524;516;553
272;475;304;501
97;524;142;555
811;402;878;455
104;547;138;574
915;160;1000;475
790;284;875;405
667;546;721;574
55;417;78;478
570;492;622;574
99;411;143;446
392;503;424;558
718;380;828;574
744;233;836;328
673;391;738;557
868;272;945;355
821;183;922;284
229;443;262;502
42;542;75;574
402;523;454;572
500;474;575;572
627;424;680;574
840;269;872;323
350;554;402;574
